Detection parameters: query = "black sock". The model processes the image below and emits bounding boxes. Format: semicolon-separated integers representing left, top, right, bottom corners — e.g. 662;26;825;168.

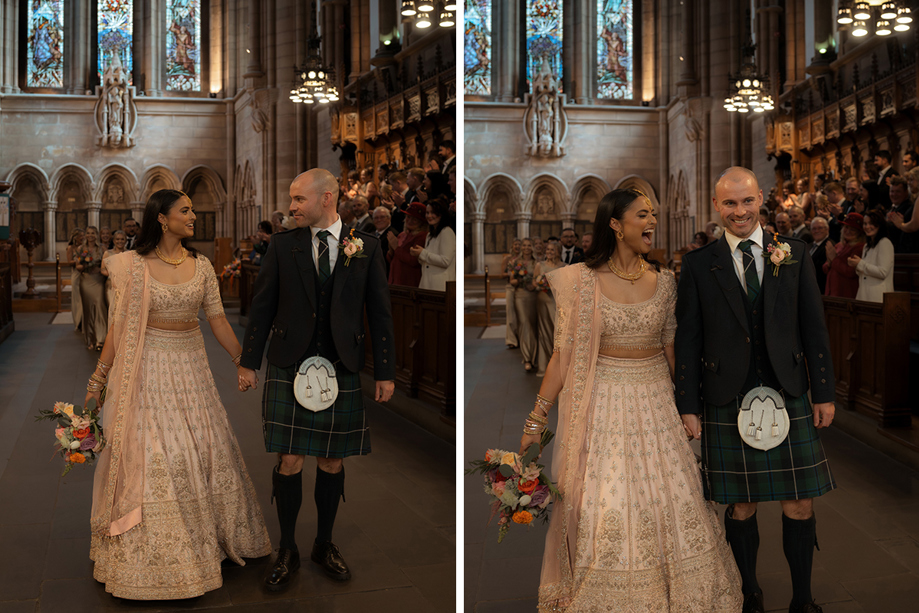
783;513;817;608
315;466;345;544
273;466;302;550
724;505;761;596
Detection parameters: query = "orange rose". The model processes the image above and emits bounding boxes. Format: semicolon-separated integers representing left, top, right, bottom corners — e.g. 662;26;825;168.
70;452;86;464
512;510;533;525
518;479;538;494
73;427;90;440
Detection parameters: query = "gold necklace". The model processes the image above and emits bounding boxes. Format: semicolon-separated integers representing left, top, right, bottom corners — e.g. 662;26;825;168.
155;245;187;268
607;257;646;284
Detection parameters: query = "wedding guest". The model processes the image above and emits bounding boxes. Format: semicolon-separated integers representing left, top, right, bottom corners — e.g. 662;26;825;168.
75;226;108;351
532;236;547;262
781;180;798;210
533;242;564;377
412;198;456;291
248;221;273;265
357;168;379;207
809;217;830;294
101;230;127;307
580;232;593;252
511;238;539;373
419;170;451;203
685;231;709;251
759;207;771;227
271;210;287;234
338;200;356;229
857;180;876;212
85;189;271;599
345;170;361;199
122;218;139;250
387;202;428;287
852;210;895;303
875;150;898;208
503;239;522;349
823;213;865;299
775;211;792;236
100;226;113;250
371;207;397;277
788;206;813;242
66;227;85;332
800;174;824;219
439;140;456;175
351;196;374;233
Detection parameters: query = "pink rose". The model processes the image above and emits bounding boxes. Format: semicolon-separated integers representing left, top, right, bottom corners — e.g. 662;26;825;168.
770;250;785;265
492;481;506;497
54;427;65;440
343;242;359;257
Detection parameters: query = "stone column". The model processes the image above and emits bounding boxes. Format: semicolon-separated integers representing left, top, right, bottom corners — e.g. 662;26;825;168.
676;0;697;87
43;201;58;261
569;0;592;104
1;0;21;93
472;211;486;274
495;0;520;101
516;211;532;239
244;0;265;79
561;212;576;229
86;202;102;229
144;0;164;96
130;201;144;223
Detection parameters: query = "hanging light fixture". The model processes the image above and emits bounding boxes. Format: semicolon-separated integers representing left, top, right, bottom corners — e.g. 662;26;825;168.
724;36;774;114
854;2;872;20
837;6;854;24
444;2;457;9
876;19;892;35
881;2;898;20
401;0;416;16
290;1;339;105
416;12;433;28
839;1;911;36
852;19;869;36
402;1;454;30
416;0;435;12
439;11;455;28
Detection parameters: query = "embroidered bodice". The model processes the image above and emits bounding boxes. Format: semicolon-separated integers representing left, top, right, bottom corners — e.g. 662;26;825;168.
597;270;677;351
147;255;225;325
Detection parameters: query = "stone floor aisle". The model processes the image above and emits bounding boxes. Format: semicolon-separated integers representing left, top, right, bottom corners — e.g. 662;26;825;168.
464;328;919;613
0;312;455;613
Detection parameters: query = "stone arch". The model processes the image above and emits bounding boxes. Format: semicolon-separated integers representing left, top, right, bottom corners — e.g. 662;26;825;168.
5;163;50;203
613;174;661;210
479;173;523;215
93;163;140;207
479;173;524;256
522;172;570;217
464;178;478;219
182;165;227;204
139;165;181;201
49;163;95;203
667;170;691;252
570;173;610;224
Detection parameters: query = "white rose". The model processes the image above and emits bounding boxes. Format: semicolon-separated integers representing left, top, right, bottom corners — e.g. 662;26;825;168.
70;440;82;449
518;494;532;506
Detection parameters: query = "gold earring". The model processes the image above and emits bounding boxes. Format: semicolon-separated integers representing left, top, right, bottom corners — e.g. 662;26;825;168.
161;222;168;234
615;229;624;241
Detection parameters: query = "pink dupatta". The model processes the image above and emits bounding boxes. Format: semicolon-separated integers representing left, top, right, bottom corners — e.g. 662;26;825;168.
539;263;603;607
90;251;151;538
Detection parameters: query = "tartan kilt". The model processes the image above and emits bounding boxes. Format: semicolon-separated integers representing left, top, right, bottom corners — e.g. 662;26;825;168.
261;361;370;458
701;392;836;503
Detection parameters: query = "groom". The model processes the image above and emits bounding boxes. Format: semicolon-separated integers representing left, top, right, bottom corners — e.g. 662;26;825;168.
675;167;836;613
238;168;395;590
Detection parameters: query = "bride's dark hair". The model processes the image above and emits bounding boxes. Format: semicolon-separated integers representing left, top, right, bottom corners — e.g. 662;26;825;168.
134;189;199;258
583;188;659;270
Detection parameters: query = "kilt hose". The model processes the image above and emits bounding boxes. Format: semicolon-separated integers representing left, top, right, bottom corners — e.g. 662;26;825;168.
701;392;836;503
262;361;370;458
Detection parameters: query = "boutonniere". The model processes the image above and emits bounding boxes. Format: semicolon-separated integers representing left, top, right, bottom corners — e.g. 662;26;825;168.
339;229;366;267
764;233;798;276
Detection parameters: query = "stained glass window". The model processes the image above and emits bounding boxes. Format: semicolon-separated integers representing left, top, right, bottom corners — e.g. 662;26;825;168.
597;0;633;99
98;0;134;84
526;0;563;92
166;0;201;91
464;0;492;95
27;0;64;88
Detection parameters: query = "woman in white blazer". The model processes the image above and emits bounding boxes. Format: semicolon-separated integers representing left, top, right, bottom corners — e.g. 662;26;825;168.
850;209;895;303
412;198;456;291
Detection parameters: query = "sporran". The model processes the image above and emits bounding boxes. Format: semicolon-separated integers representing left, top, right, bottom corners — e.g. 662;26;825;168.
293;356;339;412
736;386;790;451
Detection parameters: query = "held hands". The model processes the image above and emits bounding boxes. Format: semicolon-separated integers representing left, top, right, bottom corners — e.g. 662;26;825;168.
409;245;423;257
374;380;395;402
238;366;258;392
847;254;861;268
681;414;702;440
813;402;835;428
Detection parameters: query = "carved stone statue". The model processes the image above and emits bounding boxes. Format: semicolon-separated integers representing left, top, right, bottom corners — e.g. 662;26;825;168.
95;54;137;148
523;60;567;158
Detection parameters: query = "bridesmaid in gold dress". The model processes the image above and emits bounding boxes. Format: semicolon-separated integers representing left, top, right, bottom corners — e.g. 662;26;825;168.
100;230;127;309
520;189;741;612
534;241;564;377
512;238;539;372
502;238;522;349
84;189;271;599
66;228;84;332
75;226;107;350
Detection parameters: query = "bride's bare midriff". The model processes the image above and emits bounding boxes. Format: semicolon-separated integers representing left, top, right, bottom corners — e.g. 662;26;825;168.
146;322;201;332
598;348;664;359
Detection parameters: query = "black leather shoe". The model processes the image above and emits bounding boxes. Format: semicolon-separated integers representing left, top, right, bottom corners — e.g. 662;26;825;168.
311;541;352;581
743;591;765;613
264;547;300;592
789;602;823;613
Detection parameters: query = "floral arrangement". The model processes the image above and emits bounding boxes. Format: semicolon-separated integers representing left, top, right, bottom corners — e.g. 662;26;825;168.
35;398;106;477
339;229;366;266
77;249;96;271
511;261;534;288
466;430;561;543
534;274;551;293
221;258;242;280
764;233;797;276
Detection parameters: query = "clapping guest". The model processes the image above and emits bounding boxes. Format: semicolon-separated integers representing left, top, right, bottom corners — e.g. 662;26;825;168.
66;227;85;332
345;170;360;199
101;230;127;306
271;210;286;234
357;168;379;206
823;213;865;298
388;202;428;287
371;207;397;277
775;211;792;236
418;170;451;203
411;198;456;291
809;217;831;294
351;196;375;233
503;239;522;349
800;174;824;220
534;242;564;377
781;180;798;210
75;226;107;350
788;206;813;242
511;238;539;373
852;210;895;303
338;200;356;229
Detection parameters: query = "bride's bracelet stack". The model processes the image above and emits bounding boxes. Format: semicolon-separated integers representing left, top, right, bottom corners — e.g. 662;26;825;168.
524;394;553;434
232;353;242;367
87;359;111;393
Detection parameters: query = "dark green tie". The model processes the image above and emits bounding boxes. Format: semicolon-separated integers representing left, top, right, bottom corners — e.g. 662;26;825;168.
316;230;332;283
738;240;760;303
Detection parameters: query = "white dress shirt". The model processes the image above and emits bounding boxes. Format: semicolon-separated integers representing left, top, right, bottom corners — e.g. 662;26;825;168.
724;224;765;293
561;245;575;264
310;216;342;274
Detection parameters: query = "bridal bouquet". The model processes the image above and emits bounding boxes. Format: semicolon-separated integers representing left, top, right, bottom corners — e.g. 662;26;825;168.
77;249;96;270
221;258;242;280
35;398;106;476
467;430;561;543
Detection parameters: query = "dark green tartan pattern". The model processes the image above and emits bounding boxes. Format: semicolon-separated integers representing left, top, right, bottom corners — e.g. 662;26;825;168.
701;393;836;503
262;362;370;458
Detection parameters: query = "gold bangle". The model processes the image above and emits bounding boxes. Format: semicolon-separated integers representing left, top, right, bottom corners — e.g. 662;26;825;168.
232;353;242;367
536;393;554;405
527;411;548;425
523;424;545;435
90;372;107;383
96;358;112;371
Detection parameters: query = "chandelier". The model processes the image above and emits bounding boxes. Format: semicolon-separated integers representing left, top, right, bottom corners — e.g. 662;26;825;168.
724;38;774;113
401;1;456;29
837;1;912;37
290;2;339;104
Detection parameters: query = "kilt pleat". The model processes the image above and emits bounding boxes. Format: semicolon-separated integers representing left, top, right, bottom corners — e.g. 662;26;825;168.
262;362;370;458
701;393;836;503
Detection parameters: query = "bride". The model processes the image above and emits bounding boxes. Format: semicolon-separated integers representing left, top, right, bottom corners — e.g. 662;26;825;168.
521;188;741;611
84;189;271;599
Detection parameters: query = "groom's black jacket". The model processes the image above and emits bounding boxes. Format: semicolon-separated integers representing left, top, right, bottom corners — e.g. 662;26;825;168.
674;233;835;414
240;227;395;379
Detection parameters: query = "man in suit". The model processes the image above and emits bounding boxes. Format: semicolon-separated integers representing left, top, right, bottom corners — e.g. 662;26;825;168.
809;217;830;294
439;140;456;176
122;218;139;250
886;175;916;253
875;150;898;209
558;228;583;264
238;168;395;591
371;206;397;277
675;167;836;613
787;206;813;243
404;168;425;206
903;150;919;173
350;196;375;233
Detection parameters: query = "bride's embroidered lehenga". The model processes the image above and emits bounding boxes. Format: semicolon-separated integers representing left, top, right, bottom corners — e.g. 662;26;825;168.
89;251;272;600
540;264;741;612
